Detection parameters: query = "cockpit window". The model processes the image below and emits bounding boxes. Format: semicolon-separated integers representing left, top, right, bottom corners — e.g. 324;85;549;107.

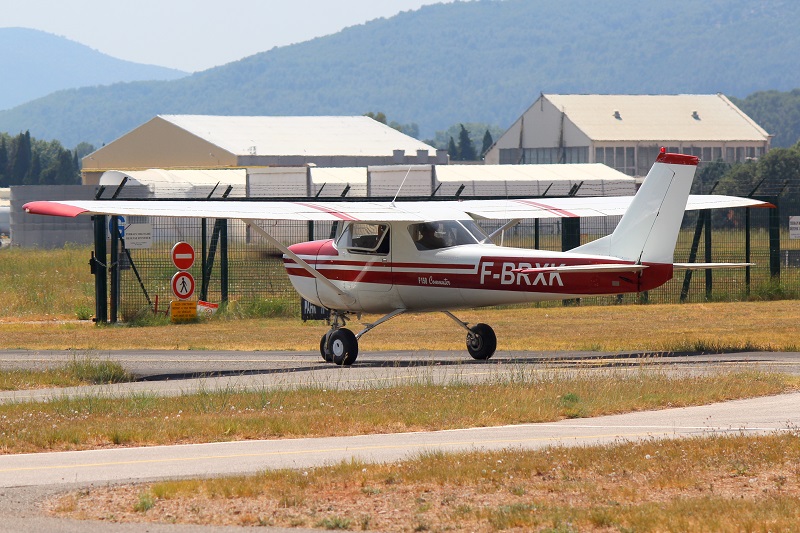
337;223;390;255
408;220;484;250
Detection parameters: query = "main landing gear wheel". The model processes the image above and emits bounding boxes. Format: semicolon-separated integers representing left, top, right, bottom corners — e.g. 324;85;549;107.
320;333;333;362
466;323;497;360
329;328;358;366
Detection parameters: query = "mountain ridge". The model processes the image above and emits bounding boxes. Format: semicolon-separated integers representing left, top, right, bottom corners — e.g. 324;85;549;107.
2;0;799;147
0;27;187;111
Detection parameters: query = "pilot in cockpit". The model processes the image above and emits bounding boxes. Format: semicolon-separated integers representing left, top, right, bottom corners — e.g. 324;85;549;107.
414;223;446;250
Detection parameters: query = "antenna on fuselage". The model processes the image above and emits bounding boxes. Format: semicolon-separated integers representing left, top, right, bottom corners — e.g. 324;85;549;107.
391;166;413;206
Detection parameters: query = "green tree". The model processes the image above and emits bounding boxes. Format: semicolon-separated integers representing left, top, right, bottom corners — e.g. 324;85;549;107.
432;123;504;152
11;131;31;185
26;151;41;185
364;111;387;124
457;124;477;161
74;142;96;161
693;159;730;194
717;161;758;197
481;129;494;158
0;136;8;187
363;112;419;139
447;136;458;160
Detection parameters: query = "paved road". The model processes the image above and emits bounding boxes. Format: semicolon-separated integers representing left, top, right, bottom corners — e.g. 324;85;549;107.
0;391;797;490
2;348;799;404
0;349;798;532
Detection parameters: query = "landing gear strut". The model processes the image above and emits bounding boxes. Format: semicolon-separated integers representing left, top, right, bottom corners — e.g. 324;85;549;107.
319;309;406;366
443;311;497;360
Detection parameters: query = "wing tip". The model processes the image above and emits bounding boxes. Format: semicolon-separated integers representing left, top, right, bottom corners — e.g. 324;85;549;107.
22;201;88;218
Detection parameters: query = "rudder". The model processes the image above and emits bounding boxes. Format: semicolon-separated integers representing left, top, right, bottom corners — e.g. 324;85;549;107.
573;149;699;264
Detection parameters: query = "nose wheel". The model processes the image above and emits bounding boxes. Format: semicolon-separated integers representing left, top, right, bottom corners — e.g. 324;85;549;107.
320;329;359;365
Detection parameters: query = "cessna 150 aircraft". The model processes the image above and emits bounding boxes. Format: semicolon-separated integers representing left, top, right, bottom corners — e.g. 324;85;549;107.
25;150;769;365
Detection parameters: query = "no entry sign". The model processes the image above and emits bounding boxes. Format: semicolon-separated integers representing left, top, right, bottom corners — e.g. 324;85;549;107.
171;271;195;300
171;241;195;270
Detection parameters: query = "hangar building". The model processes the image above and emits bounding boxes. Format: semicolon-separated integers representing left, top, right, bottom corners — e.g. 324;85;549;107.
485;94;772;176
81;115;446;185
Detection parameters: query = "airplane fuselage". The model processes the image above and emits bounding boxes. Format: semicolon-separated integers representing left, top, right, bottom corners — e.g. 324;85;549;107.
285;220;673;314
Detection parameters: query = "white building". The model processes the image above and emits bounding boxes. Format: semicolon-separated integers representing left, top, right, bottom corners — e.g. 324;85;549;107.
81;115;446;185
485;94;772;176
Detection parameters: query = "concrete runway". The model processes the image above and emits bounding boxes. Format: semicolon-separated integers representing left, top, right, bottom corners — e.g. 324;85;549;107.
0;348;798;532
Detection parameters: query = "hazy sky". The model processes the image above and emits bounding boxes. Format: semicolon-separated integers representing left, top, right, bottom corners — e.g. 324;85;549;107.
2;0;452;72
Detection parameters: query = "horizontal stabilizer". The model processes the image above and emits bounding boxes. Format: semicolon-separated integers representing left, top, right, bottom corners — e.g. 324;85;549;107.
511;263;648;274
673;262;753;270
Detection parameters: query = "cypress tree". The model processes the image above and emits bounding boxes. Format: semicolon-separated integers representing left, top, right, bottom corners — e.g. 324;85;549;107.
447;136;459;161
55;148;78;184
0;137;8;187
481;129;494;158
457;124;477;161
11;131;32;185
26;151;41;185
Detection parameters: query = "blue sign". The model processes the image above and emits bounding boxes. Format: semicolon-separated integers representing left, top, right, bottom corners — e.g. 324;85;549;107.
108;216;126;238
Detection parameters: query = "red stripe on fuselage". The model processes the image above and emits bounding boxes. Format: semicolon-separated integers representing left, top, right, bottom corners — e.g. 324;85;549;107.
285;256;675;296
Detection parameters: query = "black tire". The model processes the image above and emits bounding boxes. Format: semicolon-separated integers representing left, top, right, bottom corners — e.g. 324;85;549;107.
320;333;333;362
329;328;359;366
466;323;497;360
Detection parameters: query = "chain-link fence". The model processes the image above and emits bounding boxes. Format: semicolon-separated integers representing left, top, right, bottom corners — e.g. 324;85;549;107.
112;202;796;319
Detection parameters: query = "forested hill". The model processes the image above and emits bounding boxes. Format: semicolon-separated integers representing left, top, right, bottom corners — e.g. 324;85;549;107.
2;0;800;148
0;28;187;111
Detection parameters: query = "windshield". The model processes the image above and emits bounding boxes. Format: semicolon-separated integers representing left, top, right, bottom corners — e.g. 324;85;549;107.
408;220;487;250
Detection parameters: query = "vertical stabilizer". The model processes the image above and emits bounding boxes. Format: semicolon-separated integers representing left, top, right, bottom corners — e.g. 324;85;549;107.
574;150;699;263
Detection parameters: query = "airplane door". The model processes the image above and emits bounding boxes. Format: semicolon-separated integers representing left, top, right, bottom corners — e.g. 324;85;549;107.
336;222;393;295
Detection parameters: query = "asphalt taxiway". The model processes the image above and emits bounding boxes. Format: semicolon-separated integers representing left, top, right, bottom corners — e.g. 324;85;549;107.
0;349;797;532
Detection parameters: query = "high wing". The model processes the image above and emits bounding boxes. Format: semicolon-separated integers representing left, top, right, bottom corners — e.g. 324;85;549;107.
23;194;771;222
457;195;772;220
22;199;467;222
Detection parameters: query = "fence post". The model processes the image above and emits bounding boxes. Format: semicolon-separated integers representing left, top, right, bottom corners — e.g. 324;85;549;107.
680;210;707;302
769;200;781;279
745;208;751;296
201;219;208;301
561;218;580;251
704;209;712;300
92;215;108;324
561;217;581;305
109;215;119;323
221;219;228;303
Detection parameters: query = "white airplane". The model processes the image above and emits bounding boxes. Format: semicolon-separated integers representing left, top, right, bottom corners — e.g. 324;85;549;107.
25;150;769;365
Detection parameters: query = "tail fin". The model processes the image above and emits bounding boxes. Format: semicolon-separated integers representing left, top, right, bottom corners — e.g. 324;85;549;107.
573;149;699;263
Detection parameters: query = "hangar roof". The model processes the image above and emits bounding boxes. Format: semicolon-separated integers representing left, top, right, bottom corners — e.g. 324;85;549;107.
543;94;770;142
159;115;436;156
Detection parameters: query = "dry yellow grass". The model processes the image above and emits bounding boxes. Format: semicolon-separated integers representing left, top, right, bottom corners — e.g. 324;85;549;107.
52;432;800;531
3;371;794;454
1;300;797;352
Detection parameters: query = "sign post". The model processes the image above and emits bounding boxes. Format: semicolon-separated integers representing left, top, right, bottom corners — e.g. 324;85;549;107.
170;242;197;322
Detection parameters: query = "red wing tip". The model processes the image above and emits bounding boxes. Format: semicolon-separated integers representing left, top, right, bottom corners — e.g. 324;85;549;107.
23;201;88;217
656;152;700;166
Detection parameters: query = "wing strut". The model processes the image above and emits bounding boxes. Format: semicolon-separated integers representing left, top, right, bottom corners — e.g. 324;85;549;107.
241;219;355;307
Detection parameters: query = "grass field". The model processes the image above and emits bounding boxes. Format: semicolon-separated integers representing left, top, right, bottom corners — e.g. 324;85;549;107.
4;245;800;530
0;300;797;354
53;432;800;531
